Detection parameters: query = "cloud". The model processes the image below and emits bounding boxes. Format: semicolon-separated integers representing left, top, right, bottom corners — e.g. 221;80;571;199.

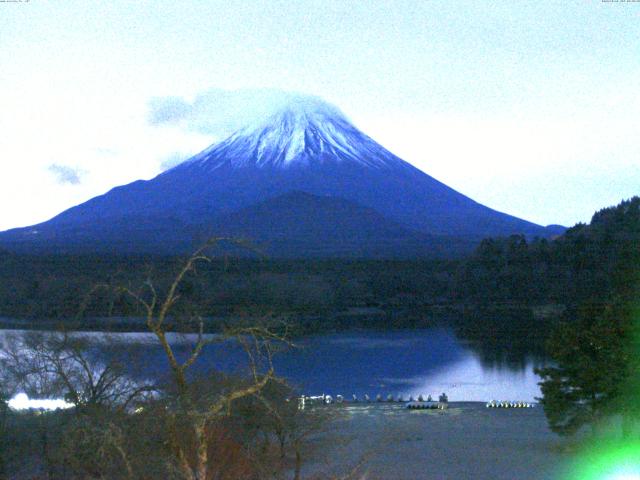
147;88;315;138
47;164;83;185
148;96;191;126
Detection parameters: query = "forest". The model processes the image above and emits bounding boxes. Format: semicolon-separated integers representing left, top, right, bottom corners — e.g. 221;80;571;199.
1;197;637;335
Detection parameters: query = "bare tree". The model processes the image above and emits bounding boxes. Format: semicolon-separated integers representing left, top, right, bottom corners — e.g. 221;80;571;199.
0;238;370;479
0;329;158;479
1;331;155;411
115;239;291;480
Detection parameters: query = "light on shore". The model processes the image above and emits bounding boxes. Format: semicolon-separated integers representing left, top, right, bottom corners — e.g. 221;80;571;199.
8;393;74;411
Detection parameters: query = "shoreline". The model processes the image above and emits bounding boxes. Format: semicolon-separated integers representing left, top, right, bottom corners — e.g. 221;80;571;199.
0;302;563;334
305;401;564;480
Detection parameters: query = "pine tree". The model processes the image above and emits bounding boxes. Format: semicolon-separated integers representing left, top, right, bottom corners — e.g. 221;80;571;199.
535;301;637;436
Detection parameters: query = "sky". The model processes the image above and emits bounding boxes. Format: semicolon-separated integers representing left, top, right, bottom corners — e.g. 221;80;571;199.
1;0;639;231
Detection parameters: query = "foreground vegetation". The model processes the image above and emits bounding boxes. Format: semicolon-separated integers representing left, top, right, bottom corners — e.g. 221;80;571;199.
0;244;362;479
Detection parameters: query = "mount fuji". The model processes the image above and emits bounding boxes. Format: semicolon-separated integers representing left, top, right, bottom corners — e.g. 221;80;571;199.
0;95;563;257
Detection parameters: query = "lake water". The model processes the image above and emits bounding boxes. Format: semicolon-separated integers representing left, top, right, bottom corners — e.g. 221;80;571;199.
274;329;544;402
0;328;545;402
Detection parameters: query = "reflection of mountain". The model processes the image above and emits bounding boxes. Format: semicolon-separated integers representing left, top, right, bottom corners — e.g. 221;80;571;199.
0;95;562;257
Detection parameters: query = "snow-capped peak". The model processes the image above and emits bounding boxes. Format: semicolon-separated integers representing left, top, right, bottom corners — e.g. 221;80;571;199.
254;94;350;128
184;94;406;170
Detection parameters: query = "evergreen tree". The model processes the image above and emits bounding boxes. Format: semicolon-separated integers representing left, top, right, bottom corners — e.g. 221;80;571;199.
535;301;638;436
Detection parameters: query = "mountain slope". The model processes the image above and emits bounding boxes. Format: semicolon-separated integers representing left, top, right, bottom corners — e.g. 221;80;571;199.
204;191;476;258
0;95;562;256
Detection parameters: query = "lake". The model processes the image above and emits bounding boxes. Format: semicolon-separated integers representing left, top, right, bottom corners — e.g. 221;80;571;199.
0;327;546;402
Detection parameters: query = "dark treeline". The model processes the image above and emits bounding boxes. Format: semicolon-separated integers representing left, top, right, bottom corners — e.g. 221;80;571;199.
532;198;640;438
0;197;638;338
455;197;640;366
458;196;640;305
0;253;461;322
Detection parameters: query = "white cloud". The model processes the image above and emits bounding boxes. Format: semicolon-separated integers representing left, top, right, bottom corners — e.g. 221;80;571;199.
48;164;83;185
148;96;191;125
147;88;320;138
0;87;212;231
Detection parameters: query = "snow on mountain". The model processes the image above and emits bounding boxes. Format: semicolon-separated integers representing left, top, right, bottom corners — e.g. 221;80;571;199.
177;94;405;170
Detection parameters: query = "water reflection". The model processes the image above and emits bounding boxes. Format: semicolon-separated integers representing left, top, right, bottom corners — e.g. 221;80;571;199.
402;356;543;402
0;328;546;402
461;340;547;373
